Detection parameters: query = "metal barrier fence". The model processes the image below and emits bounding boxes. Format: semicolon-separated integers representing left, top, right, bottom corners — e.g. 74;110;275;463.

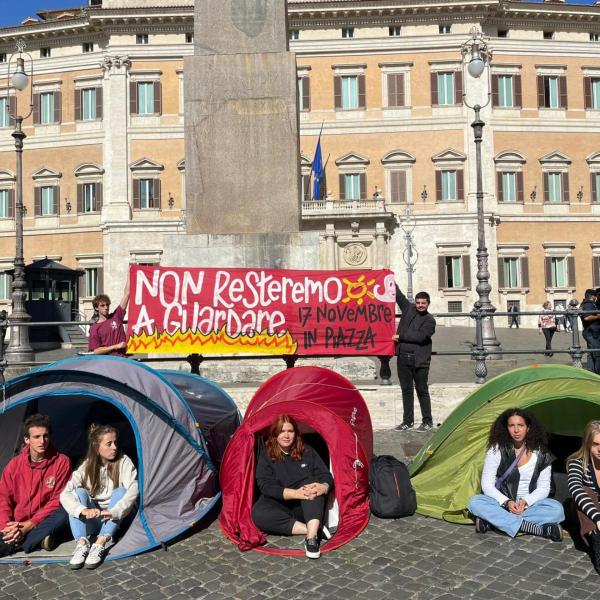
0;301;597;385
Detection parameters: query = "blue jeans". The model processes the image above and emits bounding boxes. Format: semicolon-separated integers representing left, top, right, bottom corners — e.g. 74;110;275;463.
583;327;600;374
68;487;126;541
468;495;565;538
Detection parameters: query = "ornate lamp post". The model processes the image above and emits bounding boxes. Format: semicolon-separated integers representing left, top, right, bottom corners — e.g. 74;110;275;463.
397;204;418;302
461;29;502;356
5;40;34;363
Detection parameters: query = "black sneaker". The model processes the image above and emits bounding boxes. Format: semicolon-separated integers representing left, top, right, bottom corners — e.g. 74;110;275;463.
475;517;491;534
304;537;321;559
416;423;433;433
542;523;562;542
589;532;600;573
395;422;413;431
40;534;56;552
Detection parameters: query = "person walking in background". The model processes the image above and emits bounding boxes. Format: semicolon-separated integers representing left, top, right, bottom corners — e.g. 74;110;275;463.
538;301;557;357
393;284;436;432
567;420;600;575
508;304;519;329
580;289;600;375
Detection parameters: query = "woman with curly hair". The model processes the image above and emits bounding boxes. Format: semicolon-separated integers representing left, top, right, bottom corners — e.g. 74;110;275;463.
252;414;333;559
567;420;600;574
60;424;138;569
468;408;564;540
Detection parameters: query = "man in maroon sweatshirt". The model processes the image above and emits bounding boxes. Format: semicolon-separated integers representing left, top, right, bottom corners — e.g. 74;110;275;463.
0;414;71;556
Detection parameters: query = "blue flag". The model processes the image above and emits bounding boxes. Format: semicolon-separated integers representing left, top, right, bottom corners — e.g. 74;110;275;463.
311;136;324;200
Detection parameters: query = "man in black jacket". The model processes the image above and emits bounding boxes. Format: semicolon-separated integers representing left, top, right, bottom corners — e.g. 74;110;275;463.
393;285;436;432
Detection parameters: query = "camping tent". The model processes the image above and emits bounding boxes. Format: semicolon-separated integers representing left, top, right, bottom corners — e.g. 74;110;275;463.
0;356;227;564
409;364;600;524
219;366;372;555
158;370;241;468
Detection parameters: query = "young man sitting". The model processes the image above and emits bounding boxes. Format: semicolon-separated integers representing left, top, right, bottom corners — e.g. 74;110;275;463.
0;414;71;556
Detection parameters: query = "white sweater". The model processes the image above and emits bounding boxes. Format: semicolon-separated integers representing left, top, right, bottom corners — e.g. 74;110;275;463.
60;454;139;521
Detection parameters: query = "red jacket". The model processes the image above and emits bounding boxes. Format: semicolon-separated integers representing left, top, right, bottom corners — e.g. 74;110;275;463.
0;445;71;529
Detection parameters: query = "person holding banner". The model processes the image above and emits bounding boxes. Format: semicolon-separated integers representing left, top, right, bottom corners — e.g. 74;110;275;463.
393;284;436;432
88;277;130;357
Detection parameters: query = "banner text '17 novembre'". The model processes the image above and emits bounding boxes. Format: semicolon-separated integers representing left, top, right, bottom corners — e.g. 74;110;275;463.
126;266;397;356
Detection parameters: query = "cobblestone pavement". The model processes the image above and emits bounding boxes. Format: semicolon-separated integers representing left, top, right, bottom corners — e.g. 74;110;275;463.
2;429;597;600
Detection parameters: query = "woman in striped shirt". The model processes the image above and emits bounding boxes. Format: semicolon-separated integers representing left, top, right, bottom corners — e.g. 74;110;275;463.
567;420;600;575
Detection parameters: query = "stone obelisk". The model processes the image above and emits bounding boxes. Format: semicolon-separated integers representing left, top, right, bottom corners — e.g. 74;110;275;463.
184;0;301;235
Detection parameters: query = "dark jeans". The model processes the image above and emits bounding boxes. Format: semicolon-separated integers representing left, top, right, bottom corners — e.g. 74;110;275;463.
252;494;326;536
0;507;68;556
397;353;432;426
583;327;600;374
542;327;555;353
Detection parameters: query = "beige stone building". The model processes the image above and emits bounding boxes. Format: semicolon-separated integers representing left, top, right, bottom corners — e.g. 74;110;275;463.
0;0;599;328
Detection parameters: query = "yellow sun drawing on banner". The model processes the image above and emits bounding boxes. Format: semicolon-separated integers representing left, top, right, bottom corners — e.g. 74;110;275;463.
341;275;376;305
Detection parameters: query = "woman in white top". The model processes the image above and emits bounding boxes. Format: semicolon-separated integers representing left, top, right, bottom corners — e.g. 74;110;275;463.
538;301;557;357
60;424;138;570
468;408;564;541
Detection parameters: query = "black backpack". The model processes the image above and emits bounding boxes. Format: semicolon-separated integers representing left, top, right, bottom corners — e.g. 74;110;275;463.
369;455;417;518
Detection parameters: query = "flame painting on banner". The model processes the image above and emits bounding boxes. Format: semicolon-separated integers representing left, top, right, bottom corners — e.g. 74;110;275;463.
127;266;397;356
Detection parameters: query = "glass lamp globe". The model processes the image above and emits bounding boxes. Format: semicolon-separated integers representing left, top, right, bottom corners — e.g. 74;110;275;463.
467;57;485;78
11;69;29;91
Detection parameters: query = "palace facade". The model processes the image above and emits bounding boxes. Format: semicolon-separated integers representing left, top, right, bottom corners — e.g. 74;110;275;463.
0;0;599;327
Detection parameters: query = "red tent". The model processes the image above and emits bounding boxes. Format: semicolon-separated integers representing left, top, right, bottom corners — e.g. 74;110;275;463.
219;366;373;555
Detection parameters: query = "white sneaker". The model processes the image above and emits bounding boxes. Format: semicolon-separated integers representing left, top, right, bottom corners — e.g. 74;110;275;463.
69;540;90;570
84;543;106;569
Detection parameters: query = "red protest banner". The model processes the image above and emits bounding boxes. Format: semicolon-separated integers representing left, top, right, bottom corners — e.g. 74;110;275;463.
126;266;396;356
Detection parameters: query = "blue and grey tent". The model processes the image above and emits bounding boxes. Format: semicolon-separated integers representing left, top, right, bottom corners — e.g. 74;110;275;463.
0;356;238;564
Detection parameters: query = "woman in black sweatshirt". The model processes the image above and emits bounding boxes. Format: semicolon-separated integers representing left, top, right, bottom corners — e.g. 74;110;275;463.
252;414;333;559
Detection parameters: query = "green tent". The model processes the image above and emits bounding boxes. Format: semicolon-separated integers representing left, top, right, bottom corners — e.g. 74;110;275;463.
409;364;600;524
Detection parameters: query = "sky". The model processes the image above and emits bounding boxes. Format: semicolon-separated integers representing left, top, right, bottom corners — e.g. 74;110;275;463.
0;0;598;28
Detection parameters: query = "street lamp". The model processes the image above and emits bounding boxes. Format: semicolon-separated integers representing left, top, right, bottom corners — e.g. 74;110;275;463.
397;204;418;303
5;39;34;363
460;28;502;356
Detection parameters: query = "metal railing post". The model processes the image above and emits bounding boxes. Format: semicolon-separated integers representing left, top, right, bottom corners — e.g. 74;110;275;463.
567;299;583;369
471;301;488;384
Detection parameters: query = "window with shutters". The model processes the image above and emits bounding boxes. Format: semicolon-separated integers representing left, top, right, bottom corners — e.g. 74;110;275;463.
136;34;149;45
40;92;55;124
550;257;567;287
498;172;525;203
84;268;98;298
437;253;471;290
584;77;600;110
0;189;13;219
441;171;457;201
74;164;103;214
503;257;520;288
138;82;154;115
591;33;600;42
82;183;96;213
439;25;451;34
497;75;513;107
382;150;415;204
82;42;94;53
389;26;401;37
41;187;56;215
593;255;600;288
297;76;310;111
342;28;354;39
386;73;405;107
130;158;163;210
81;88;97;120
41;47;51;58
437;73;455;106
341;76;359;109
0;272;11;300
0;97;10;128
592;173;600;203
344;174;361;200
537;74;567;109
289;30;299;41
139;179;157;209
544;172;567;203
130;77;162;117
544;246;575;290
